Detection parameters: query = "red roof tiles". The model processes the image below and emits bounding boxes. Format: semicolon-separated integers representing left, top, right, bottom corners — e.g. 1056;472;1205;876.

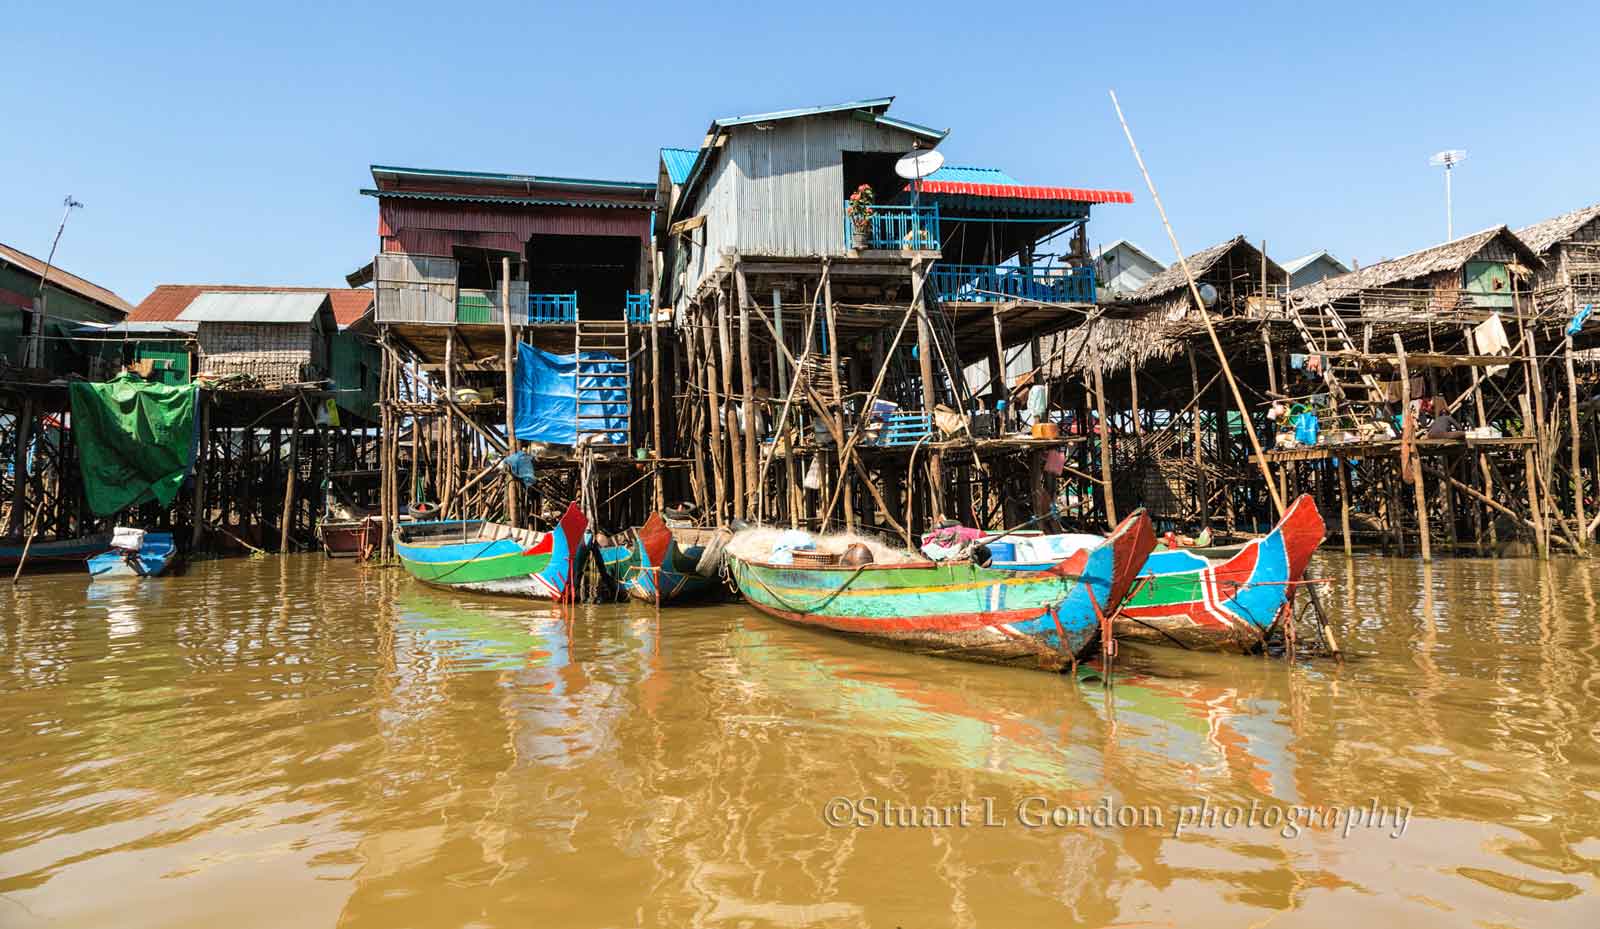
130;284;373;327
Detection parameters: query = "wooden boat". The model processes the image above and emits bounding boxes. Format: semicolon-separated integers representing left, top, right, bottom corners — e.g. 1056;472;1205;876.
394;502;588;600
1115;494;1326;652
727;511;1155;669
0;534;111;568
87;532;178;580
600;512;724;603
319;514;384;559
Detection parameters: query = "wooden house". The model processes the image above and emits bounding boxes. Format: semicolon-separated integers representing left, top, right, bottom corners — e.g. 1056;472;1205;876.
1282;250;1349;288
0;241;130;373
1515;202;1600;327
1093;240;1164;301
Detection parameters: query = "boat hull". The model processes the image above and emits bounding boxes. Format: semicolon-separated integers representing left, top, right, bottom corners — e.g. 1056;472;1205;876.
395;503;588;601
0;534;111;568
602;513;720;604
729;511;1155;670
1115;495;1326;652
87;532;178;580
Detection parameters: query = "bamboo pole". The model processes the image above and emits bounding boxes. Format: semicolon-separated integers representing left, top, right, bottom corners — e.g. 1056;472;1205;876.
1109;89;1285;516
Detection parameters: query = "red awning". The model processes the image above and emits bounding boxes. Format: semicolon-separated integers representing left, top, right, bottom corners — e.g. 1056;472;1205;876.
917;181;1134;204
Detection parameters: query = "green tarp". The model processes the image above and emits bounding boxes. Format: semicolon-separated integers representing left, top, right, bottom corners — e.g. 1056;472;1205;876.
68;373;198;517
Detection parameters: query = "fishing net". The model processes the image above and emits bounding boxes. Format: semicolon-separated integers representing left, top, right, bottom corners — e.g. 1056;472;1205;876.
725;526;919;565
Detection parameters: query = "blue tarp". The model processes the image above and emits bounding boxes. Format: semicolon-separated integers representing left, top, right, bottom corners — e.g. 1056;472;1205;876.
513;343;628;446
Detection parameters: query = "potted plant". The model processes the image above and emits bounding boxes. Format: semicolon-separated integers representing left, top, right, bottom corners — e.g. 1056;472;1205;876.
846;184;875;249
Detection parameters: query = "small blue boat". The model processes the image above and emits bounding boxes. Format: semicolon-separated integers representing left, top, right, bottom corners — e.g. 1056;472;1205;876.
600;512;724;604
87;531;178;580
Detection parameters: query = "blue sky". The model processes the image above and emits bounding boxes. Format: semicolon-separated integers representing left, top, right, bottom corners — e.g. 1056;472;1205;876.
3;1;1595;305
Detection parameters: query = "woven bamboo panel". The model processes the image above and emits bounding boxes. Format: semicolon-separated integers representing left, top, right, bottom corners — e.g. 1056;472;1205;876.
198;350;309;387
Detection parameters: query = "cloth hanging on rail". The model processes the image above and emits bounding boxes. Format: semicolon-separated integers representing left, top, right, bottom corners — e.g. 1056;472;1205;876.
1472;312;1511;377
1569;303;1594;337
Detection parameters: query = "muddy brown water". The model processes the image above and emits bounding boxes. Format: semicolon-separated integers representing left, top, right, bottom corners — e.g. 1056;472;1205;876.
1;553;1597;927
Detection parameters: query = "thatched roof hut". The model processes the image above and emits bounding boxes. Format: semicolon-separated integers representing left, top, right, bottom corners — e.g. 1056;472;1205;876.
1289;226;1541;312
1514;203;1600;322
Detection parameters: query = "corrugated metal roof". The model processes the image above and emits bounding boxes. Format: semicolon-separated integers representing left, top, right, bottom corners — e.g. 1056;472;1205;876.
712;96;896;128
178;291;328;323
0;241;133;314
131;285;371;326
1282;251;1348;276
369;165;655;192
661;148;698;185
925;165;1019;185
360;188;650;210
919;181;1135;204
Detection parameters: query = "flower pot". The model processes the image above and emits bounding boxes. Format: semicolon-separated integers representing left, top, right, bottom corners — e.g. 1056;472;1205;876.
851;220;870;249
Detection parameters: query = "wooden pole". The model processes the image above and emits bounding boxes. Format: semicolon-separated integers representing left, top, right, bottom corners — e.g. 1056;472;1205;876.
190;392;209;550
280;392;303;553
1395;335;1430;561
738;280;757;521
1110;89;1285;516
703;299;726;525
912;258;944;522
719;281;745;519
1093;356;1116;526
500;257;520;526
1337;455;1353;556
1188;345;1210;528
822;263;853;531
1565;335;1586;544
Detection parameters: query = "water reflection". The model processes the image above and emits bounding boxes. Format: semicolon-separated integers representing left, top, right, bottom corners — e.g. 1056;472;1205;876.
0;554;1594;927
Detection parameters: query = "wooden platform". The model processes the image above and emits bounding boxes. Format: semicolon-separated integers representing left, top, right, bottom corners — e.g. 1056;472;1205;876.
1254;435;1535;463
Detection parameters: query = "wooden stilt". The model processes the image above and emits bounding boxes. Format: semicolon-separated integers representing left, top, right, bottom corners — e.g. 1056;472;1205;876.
1395;336;1430;561
1092;357;1116;527
280;392;302;553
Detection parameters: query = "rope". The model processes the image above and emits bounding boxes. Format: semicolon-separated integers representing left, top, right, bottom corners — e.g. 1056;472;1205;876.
736;561;871;614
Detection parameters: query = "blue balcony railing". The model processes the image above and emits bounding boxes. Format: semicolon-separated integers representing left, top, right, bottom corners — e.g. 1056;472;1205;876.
527;292;578;323
625;292;652;324
845;203;940;251
929;263;1096;304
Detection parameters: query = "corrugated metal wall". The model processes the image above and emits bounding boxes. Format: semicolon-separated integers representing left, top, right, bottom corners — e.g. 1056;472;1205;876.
682;113;924;296
378;201;651;255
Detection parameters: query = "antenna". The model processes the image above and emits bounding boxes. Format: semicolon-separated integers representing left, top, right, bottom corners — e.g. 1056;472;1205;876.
895;149;946;216
29;195;84;368
1429;150;1467;241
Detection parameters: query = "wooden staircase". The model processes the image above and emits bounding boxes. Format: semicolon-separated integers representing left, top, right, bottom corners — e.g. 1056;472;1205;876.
574;317;632;449
1285;296;1386;408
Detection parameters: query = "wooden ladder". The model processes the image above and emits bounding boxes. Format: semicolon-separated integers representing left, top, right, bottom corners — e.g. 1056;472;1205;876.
1285;297;1386;408
573;315;632;449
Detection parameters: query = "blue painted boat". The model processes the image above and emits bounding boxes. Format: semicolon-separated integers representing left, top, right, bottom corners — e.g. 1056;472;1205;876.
600;512;723;604
394;502;588;600
0;534;111;569
940;496;1327;652
87;532;178;580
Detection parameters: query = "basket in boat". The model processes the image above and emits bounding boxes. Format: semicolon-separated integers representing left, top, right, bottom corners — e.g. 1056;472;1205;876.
789;550;842;568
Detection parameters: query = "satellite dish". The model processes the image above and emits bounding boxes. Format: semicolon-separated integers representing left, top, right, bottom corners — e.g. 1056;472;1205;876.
895;149;946;180
1198;283;1219;307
